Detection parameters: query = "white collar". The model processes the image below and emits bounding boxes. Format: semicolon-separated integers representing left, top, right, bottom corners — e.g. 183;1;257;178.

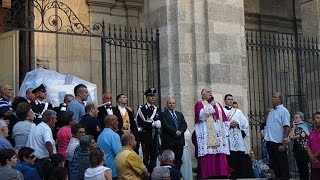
146;103;154;107
35;99;46;105
118;106;126;114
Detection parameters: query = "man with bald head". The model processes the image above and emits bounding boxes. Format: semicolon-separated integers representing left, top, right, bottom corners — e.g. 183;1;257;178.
79;102;100;140
98;92;114;128
161;97;187;169
264;92;290;179
115;133;149;179
97;115;122;179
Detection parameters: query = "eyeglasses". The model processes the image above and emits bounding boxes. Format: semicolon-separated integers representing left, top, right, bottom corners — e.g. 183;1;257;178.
1;126;9;130
28;155;36;159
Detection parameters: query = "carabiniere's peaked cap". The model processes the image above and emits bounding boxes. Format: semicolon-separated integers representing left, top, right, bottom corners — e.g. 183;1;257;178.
144;88;156;96
32;84;47;93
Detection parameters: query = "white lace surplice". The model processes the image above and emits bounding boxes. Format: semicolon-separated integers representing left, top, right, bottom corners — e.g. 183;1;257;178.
224;108;250;153
195;104;230;157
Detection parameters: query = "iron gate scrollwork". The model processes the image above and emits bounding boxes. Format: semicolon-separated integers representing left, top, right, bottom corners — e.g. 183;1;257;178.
0;0;104;36
0;0;161;108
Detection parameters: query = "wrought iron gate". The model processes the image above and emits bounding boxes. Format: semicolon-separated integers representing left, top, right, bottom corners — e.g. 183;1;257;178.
101;25;160;110
246;30;320;175
0;0;160;107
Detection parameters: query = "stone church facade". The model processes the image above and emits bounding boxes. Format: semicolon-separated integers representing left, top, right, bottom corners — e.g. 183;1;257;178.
1;0;320;162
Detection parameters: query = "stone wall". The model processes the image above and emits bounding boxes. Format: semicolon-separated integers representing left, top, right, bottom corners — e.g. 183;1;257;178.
33;0;91;81
244;0;302;33
145;0;248;128
145;0;248;164
301;0;320;38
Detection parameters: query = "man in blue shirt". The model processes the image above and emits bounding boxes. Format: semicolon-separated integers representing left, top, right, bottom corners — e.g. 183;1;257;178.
264;92;290;179
97;115;122;179
14;147;41;180
67;84;89;121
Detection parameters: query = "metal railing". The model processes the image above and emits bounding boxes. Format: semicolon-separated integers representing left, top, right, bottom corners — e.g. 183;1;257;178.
246;30;320;178
0;0;161;109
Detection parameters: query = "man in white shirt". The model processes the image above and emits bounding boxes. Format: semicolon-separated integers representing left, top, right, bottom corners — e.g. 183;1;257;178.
223;94;251;178
26;109;57;178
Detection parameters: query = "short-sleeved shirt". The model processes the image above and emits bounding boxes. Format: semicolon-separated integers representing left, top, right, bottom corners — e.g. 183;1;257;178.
307;130;320;169
12;120;36;149
67;99;85;122
56;126;73;159
265;104;290;143
26;122;56;159
115;147;147;180
0;136;13;150
66;137;79;161
97;128;122;178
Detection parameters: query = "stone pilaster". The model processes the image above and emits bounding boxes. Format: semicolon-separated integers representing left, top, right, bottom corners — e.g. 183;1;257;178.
300;0;320;38
145;0;248;127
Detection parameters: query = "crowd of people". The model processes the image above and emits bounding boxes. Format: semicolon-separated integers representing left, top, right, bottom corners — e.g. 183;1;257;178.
257;93;320;180
0;82;319;180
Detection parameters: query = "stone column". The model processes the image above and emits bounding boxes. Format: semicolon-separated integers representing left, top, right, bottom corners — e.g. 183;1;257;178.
145;0;248;126
300;0;320;38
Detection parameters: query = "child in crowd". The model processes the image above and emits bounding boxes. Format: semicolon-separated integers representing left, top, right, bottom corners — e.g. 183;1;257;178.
249;150;271;178
307;112;320;179
84;148;112;180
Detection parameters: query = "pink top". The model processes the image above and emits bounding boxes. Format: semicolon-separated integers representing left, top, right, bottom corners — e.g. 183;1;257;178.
56;126;72;159
307;129;320;169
